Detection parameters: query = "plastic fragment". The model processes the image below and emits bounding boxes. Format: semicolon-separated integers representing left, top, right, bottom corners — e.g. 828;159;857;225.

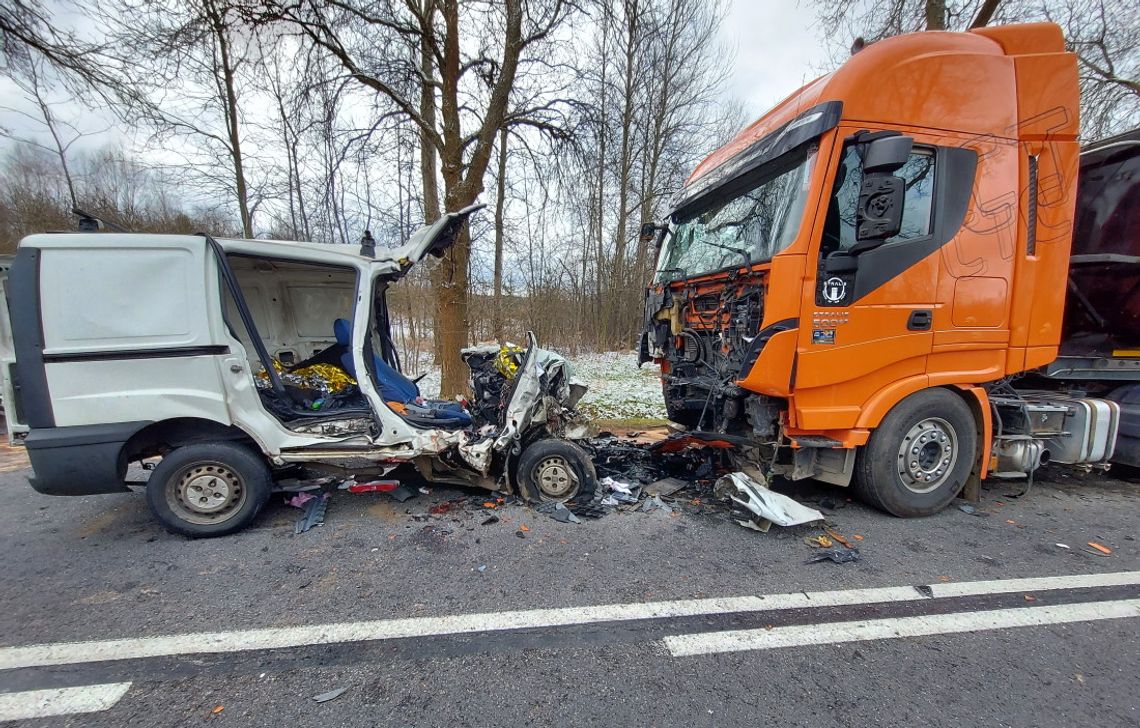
806;546;861;564
805;535;834;548
1087;541;1112;554
212;706;225;715
312;687;348;703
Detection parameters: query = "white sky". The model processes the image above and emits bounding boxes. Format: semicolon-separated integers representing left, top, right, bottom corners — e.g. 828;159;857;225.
718;1;831;118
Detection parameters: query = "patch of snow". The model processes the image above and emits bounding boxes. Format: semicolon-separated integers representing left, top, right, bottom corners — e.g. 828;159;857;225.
407;349;666;421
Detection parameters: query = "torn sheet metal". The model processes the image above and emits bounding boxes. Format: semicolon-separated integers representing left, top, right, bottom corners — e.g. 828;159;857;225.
714;472;823;531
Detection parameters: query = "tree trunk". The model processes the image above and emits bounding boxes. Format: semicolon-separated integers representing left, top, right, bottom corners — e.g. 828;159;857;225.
969;0;1001;28
493;127;507;341
925;0;946;30
207;2;252;238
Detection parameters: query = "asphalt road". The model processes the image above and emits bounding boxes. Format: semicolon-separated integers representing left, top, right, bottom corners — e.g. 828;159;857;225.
0;459;1137;727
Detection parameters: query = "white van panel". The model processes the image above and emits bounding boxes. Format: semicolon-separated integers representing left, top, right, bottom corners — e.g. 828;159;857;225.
40;246;212;354
45;357;230;427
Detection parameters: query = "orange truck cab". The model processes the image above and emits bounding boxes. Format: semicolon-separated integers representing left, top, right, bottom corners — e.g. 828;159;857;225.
640;23;1139;516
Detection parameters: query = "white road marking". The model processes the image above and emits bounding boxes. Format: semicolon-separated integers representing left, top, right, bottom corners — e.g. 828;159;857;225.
0;571;1136;670
0;682;131;721
664;598;1140;657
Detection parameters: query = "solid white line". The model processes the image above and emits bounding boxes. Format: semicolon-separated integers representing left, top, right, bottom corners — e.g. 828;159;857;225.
0;682;131;721
0;570;1136;670
664;598;1140;657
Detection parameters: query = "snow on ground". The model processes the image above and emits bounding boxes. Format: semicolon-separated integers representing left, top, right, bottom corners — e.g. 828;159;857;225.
411;349;666;422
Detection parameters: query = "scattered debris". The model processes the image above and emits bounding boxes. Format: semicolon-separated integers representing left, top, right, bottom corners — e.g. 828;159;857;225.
388;486;417;502
637;495;673;514
957;503;976;515
1086;541;1113;555
211;705;225;715
476;564;487;573
853;534;865;541
807;546;861;564
275;477;332;493
824;527;854;549
294;493;329;534
1024;594;1037;602
1056;543;1070;549
642;476;684;499
418;486;431;495
805;535;834;548
287;492;317;509
515;530;527;538
714;472;824;532
481;516;500;526
312;687;349;703
347;480;400;493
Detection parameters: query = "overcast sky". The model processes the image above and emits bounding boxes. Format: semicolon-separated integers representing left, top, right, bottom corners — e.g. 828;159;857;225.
718;1;830;119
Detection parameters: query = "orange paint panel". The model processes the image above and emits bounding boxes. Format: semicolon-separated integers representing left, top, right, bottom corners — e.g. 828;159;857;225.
796;327;931;389
738;329;798;396
1024;345;1060;370
951;276;1008;327
794;357;928;431
927;350;1006;383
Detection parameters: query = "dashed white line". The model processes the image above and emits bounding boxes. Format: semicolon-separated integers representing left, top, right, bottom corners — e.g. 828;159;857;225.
0;682;131;721
663;598;1140;657
0;571;1136;670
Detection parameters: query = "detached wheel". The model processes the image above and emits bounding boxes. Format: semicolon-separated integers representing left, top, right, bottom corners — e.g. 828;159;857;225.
146;442;271;538
854;388;977;517
516;439;598;504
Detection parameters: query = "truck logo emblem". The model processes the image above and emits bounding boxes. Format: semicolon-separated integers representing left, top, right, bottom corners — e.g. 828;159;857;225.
821;277;847;304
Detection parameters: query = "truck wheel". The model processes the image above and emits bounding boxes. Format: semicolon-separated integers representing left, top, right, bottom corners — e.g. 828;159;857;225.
146;442;271;538
663;382;702;428
516;439;598;504
853;389;977;517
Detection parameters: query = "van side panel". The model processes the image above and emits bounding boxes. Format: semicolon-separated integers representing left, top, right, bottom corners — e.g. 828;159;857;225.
37;241;232;428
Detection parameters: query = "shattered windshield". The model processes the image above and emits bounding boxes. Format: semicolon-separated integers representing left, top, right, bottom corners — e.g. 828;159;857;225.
656;146;816;281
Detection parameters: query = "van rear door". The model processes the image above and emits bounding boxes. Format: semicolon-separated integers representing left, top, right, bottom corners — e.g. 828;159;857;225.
0;271;30;444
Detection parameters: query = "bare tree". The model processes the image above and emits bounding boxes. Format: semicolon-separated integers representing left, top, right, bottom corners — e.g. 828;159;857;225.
264;0;579;395
106;0;264;237
0;58;102;208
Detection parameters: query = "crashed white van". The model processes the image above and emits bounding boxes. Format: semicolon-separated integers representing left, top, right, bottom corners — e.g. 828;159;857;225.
3;206;597;537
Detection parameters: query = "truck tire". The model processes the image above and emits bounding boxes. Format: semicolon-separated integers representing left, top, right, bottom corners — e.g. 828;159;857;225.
663;381;702;428
516;439;598;504
853;388;977;517
146;442;272;538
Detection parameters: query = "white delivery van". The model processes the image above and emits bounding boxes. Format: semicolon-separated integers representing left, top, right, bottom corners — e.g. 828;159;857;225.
2;206;597;537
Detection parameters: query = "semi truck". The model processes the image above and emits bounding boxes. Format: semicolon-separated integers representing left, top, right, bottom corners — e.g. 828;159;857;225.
639;22;1139;517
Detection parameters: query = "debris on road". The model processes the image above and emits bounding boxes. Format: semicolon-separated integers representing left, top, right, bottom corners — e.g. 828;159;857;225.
807;546;862;564
805;535;834;548
312;687;349;703
644;477;687;497
294;493;329;534
714;472;824;532
637;495;674;514
1086;541;1113;555
537;501;582;524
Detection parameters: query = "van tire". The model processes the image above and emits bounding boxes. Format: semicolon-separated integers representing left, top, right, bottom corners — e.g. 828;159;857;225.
516;439;598;504
853;389;976;518
146;442;271;538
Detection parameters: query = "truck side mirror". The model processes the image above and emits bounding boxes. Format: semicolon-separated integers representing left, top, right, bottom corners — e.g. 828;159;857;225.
639;222;658;244
855;135;913;244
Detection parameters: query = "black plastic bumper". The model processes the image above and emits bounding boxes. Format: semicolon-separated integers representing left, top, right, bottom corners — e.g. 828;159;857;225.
25;421;150;496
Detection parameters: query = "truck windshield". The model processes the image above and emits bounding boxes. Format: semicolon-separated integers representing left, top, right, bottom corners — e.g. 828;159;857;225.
657;146;816;281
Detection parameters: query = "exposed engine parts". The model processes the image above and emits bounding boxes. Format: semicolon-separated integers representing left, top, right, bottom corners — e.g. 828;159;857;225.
644;272;782;438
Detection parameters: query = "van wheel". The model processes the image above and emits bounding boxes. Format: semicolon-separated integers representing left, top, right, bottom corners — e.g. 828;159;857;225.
853;389;977;517
516;439;598;504
146;442;271;538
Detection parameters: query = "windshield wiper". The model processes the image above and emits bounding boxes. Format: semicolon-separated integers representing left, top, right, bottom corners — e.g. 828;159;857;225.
702;240;752;270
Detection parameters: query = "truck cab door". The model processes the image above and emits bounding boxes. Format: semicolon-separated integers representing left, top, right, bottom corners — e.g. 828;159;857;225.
793;134;944;430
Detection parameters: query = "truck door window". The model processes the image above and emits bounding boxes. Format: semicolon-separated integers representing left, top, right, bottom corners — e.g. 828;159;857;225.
821;145;936;257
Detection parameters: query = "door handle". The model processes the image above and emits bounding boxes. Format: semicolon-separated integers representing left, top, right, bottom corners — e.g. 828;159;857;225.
907;309;933;331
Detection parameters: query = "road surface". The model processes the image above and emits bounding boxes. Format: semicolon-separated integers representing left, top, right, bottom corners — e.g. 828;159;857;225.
0;458;1136;727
